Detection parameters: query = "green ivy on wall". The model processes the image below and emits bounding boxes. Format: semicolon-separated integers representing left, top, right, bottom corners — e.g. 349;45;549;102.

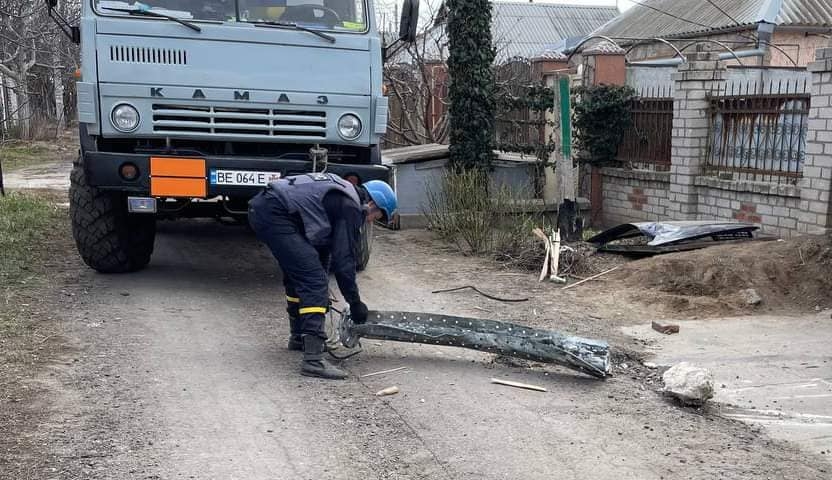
572;84;636;166
446;0;496;172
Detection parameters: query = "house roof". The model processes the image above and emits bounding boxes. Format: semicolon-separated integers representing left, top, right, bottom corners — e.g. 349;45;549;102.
397;1;619;64
492;2;620;60
594;0;832;41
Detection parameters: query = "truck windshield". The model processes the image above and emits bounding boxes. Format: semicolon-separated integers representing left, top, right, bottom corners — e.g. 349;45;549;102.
95;0;368;32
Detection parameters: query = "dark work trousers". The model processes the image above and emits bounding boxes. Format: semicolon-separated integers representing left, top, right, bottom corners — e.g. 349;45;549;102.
248;192;330;338
283;249;331;324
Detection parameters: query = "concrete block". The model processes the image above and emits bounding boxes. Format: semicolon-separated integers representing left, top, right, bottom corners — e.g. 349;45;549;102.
678;109;706;119
803;166;822;179
756;203;773;215
805;142;824;155
779;217;798;229
808;57;832;72
682;118;709;130
816;131;832;143
811;177;831;190
809;200;829;214
773;206;791;217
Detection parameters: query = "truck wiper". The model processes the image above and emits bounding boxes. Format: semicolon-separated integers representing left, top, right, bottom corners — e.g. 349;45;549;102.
252;21;335;44
103;7;202;33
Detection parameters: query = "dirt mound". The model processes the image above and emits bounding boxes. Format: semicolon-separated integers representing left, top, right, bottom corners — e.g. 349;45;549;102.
615;234;832;316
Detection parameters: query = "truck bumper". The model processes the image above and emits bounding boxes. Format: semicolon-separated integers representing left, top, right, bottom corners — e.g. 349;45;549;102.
83;151;390;198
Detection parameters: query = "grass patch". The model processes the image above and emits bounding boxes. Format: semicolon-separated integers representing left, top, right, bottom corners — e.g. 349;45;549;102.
0;143;53;172
1;191;65;288
1;192;66;337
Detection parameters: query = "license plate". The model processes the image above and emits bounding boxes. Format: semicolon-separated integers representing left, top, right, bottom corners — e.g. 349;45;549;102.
210;169;281;187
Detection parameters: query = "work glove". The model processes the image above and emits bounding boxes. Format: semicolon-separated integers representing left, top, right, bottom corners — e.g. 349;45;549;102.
350;301;369;325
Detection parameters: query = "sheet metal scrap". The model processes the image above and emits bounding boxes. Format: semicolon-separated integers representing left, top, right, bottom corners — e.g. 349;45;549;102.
588;221;760;256
339;310;610;379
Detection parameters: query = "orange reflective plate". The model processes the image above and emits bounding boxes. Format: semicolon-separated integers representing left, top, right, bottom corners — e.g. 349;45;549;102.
150;157;205;178
150;177;206;198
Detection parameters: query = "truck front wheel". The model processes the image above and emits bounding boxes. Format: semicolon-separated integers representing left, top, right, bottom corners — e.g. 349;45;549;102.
355;222;373;271
69;164;156;273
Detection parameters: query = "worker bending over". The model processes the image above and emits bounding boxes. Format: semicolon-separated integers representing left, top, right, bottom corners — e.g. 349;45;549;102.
248;173;397;379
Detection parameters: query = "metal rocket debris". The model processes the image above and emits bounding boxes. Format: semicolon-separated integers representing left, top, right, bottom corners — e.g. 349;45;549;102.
339;309;611;379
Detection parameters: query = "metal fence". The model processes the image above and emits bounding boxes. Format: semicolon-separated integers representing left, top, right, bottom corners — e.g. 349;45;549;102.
706;79;809;183
616;86;673;171
494;58;547;154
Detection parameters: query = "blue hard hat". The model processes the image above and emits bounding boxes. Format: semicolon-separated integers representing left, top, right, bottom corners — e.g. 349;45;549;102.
363;180;398;223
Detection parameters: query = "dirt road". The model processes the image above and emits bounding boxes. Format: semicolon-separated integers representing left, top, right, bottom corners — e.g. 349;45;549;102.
5;216;829;479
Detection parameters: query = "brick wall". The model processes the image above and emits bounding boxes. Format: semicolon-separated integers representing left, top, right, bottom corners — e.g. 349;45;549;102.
601;169;670;225
695;177;802;238
586;46;832;235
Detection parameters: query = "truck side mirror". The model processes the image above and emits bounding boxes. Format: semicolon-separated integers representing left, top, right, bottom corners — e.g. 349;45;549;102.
45;0;80;45
398;0;420;43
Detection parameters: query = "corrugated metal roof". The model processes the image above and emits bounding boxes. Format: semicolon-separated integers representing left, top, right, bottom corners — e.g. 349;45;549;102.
777;0;832;26
394;2;618;64
595;0;832;41
492;2;619;60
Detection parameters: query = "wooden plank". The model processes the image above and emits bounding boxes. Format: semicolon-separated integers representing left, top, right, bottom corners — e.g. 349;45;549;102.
491;378;547;392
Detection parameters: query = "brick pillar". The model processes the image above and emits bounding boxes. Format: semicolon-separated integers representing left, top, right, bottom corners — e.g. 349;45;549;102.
583;41;626;86
531;52;568;83
798;46;832;234
666;52;725;220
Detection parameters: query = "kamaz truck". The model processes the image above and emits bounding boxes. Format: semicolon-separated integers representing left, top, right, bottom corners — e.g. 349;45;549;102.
46;0;417;272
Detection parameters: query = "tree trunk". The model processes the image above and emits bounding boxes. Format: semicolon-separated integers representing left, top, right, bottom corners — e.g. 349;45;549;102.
53;50;66;132
3;75;19;127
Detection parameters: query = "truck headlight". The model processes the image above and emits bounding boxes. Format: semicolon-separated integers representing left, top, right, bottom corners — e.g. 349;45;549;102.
337;114;362;140
111;104;140;132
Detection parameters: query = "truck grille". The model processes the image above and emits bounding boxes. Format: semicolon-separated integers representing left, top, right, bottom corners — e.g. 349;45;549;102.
151;104;327;139
111;46;187;65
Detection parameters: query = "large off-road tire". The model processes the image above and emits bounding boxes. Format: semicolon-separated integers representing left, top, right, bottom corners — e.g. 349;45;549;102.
70;165;156;273
355;222;373;272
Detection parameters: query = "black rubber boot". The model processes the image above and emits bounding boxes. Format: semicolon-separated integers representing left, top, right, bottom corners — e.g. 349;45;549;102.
287;316;303;351
301;335;348;380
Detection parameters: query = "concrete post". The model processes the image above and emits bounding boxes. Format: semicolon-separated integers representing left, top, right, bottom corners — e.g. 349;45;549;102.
666;52;725;220
581;41;626;226
798;46;832;234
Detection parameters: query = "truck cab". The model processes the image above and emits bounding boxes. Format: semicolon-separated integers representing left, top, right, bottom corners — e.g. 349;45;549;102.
48;0;417;272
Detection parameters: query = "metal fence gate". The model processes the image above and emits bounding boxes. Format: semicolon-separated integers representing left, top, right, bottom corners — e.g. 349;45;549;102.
706;79;810;184
616;86;673;171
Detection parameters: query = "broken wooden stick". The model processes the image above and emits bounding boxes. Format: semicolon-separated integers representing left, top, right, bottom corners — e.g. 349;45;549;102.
539;235;551;282
549;229;566;284
374;386;400;396
561;266;620;290
361;367;408;378
491;378;547;392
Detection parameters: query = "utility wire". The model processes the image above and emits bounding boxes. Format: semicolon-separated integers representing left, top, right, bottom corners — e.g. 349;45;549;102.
704;0;743;28
627;0;715;31
627;0;758;46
